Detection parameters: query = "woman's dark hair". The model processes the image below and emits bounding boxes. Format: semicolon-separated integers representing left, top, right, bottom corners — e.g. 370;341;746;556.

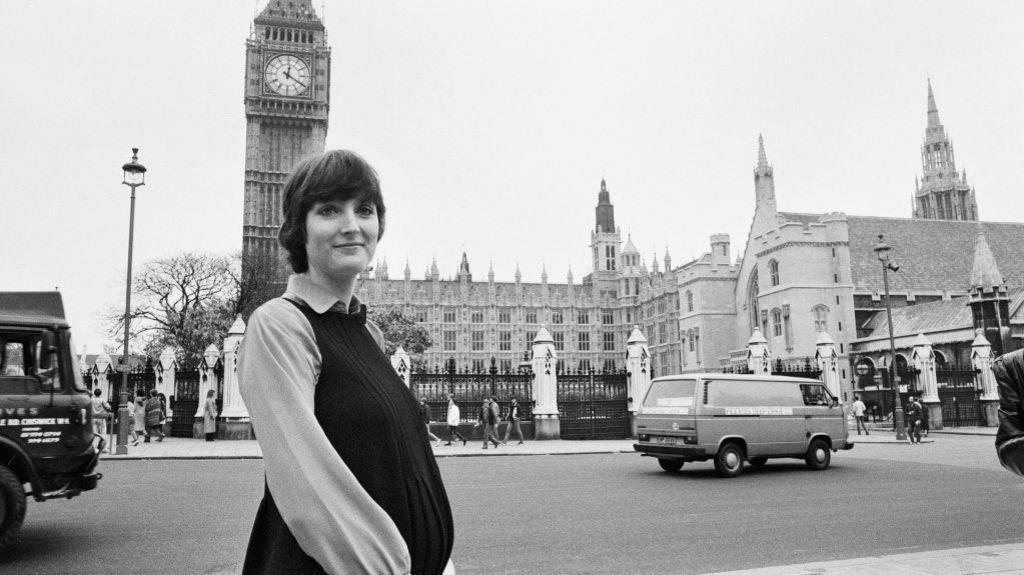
207;389;215;398
278;149;386;273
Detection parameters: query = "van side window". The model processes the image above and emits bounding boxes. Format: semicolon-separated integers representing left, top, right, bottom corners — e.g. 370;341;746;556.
800;384;830;406
707;380;802;407
643;378;696;408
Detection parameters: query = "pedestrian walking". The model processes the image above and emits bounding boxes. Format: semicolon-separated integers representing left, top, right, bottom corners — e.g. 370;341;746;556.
420;397;442;447
145;389;165;442
502;397;525;445
852;394;869;435
126;393;141;446
905;395;924;444
203;389;218;442
992;348;1024;476
90;388;111;452
475;398;500;449
134;388;149;442
445;394;467;446
237;150;454;575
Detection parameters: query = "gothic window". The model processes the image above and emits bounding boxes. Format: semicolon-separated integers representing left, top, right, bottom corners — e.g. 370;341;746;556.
771;308;783;337
578;333;590;351
499;359;512;373
603;332;615;351
748;270;760;333
265;28;270;39
688;331;695;352
499;331;512;351
658;322;667;344
471;331;484;351
603;359;616;372
812;305;829;333
472;359;485;372
657;300;666;314
553;332;565;351
602;311;614;325
768;260;780;286
443;310;456;323
525;310;537;324
578;312;589;325
415;310;428;323
526;331;537;346
686;291;694;312
471;311;484;323
443;331;457;351
498;309;511;323
551;311;563;325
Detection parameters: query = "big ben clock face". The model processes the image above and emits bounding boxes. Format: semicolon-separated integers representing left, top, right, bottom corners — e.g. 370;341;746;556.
264;54;311;97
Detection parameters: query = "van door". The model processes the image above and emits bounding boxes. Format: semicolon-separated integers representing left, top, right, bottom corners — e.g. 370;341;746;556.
800;383;845;447
637;377;698;445
704;379;806;456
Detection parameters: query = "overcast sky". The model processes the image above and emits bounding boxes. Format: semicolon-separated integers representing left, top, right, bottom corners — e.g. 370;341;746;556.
2;1;1021;354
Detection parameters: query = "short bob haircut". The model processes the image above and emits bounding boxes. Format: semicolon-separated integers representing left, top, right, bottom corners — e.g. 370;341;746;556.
278;150;386;273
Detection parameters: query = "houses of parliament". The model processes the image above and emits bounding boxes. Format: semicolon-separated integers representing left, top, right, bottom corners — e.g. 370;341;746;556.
240;2;1024;395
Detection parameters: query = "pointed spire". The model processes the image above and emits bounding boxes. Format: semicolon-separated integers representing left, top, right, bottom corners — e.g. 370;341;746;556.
566;265;574;283
514;261;522;283
651;252;659;273
430;256;439;280
595;177;615;233
756;133;770;172
487;260;495;282
663;246;672;271
926;78;941;129
404;259;411;281
969;230;1004;288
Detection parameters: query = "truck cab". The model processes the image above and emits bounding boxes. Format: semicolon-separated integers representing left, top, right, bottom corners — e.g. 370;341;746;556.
0;292;103;550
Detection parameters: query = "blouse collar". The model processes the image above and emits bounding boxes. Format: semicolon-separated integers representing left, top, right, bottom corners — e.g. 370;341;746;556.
285;273;366;320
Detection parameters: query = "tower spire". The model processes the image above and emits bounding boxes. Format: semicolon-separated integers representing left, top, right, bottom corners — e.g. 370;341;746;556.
753;134;776;211
926;78;941;129
756;133;770;172
914;80;977;221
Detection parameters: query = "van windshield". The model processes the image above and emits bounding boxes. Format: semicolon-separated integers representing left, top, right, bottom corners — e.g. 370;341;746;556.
643;378;696;408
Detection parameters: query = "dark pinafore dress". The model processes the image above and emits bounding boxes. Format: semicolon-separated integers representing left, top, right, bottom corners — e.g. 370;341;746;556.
243;299;454;575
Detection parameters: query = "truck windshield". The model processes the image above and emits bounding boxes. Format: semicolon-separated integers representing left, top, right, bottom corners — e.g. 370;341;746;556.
643;378;696;408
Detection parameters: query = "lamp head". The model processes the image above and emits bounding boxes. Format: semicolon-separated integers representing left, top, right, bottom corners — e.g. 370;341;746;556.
872;234;891;262
122;147;147;187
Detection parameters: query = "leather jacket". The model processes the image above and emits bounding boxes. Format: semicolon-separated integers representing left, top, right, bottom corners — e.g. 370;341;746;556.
992;349;1024;476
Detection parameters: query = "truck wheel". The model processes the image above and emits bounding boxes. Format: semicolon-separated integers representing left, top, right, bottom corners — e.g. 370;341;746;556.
714;442;744;478
658;459;684;472
805;438;831;471
0;465;26;552
748;457;768;468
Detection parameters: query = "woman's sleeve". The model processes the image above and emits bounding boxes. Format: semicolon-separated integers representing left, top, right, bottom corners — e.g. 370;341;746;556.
238;300;411;575
994;352;1024;476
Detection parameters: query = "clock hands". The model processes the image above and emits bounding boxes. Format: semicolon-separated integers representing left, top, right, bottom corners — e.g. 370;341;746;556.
282;67;308;89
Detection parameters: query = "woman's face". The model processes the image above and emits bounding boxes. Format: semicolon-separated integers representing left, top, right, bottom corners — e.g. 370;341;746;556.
305;196;379;281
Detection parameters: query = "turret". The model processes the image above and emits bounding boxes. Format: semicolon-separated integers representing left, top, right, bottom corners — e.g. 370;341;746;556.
968;230;1013;356
914;80;978;221
710;233;730;266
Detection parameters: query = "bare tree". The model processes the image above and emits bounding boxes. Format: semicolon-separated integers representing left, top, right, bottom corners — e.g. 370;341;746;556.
105;252;236;366
233;248;284;321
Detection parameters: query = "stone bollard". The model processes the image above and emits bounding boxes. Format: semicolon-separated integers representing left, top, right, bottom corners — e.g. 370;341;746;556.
912;333;943;430
626;325;651;438
972;332;1000;427
530;326;559;440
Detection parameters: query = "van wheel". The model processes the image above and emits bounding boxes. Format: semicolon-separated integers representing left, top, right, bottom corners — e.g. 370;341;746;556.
658;459;684;472
748;457;767;468
714;443;744;478
805;439;831;471
0;465;26;552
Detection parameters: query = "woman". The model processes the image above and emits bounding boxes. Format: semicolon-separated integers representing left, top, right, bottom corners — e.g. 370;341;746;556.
238;150;455;575
134;389;148;443
144;389;165;442
203;389;218;441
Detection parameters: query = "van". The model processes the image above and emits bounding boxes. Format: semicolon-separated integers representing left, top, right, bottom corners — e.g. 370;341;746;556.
0;292;103;550
633;373;852;477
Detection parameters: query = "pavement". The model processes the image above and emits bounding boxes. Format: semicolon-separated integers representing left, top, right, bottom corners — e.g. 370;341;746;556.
98;425;996;459
99;426;1016;575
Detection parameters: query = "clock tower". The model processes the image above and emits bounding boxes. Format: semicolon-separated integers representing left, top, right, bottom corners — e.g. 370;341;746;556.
242;0;331;283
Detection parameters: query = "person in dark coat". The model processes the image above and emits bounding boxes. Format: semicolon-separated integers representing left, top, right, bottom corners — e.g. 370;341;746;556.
993;349;1024;476
419;397;442;447
904;396;923;444
501;397;525;445
475;398;500;449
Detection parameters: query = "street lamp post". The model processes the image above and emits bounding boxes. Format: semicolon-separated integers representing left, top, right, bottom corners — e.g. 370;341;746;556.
116;148;147;455
873;234;907;441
